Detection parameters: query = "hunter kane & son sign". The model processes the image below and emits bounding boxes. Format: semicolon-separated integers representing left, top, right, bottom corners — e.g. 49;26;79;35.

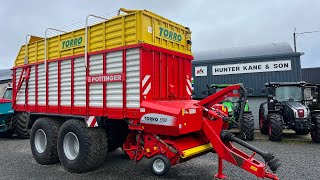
212;60;291;75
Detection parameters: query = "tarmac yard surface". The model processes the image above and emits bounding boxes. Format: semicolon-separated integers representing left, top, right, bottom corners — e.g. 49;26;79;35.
0;131;319;180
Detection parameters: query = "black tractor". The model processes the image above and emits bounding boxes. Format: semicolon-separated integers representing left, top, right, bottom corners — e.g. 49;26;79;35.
304;83;320;142
259;81;320;142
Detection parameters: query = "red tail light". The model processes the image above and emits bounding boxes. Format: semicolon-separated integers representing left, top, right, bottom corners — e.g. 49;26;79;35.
298;109;304;118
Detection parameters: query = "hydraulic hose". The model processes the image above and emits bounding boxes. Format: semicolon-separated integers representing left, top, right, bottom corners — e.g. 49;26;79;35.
221;130;281;173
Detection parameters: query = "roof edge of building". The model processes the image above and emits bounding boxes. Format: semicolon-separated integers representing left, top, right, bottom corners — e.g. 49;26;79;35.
302;67;320;70
192;52;301;64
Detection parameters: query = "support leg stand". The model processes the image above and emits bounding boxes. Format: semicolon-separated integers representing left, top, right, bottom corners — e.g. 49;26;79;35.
214;157;226;179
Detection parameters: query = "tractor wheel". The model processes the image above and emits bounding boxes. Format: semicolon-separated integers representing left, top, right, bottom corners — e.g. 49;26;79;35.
57;119;108;173
106;120;129;152
150;154;171;176
240;113;254;141
14;112;30;139
30;117;63;165
311;114;320;143
259;104;268;135
268;113;283;141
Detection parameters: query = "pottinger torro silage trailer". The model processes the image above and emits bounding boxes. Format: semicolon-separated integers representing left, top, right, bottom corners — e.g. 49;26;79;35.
12;8;280;179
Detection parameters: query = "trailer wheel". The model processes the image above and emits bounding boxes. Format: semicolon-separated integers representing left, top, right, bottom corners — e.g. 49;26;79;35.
30;117;63;164
57;119;108;173
311;114;320;143
240;113;254;141
259;104;268;135
150;155;171;176
15;112;30;139
268;113;283;141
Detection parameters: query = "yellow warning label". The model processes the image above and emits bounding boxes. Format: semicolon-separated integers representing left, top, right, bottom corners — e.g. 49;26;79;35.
250;165;258;171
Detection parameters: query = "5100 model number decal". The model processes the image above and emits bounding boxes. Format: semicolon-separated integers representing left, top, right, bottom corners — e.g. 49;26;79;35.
141;113;176;126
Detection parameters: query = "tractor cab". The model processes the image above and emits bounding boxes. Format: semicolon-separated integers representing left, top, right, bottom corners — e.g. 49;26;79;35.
304;83;320;112
0;86;14;137
205;84;251;106
205;84;248;117
303;83;320;142
262;82;306;116
0;86;13;110
265;82;305;104
2;87;13;100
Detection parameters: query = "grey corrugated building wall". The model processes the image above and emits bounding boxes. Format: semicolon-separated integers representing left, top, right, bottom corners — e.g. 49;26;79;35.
302;67;320;83
192;42;302;129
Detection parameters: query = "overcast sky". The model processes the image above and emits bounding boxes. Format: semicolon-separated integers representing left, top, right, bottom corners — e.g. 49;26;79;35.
0;0;319;69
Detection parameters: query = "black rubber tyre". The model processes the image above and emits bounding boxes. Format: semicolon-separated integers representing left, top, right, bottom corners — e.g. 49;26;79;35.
311;114;320;143
15;112;30;139
30;117;63;165
259;104;268;135
106;120;129;152
268;113;283;141
57;119;108;173
11;113;19;133
150;155;171;176
240;113;255;141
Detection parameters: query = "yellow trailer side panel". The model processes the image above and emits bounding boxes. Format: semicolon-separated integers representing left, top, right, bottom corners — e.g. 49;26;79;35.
15;9;192;66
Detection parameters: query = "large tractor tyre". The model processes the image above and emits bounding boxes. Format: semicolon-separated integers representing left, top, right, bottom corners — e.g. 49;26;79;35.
259;105;268;135
268;113;283;141
57;119;108;173
106;120;129;152
15;112;30;139
311;114;320;143
30;117;63;165
240;113;255;141
10;114;19;132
